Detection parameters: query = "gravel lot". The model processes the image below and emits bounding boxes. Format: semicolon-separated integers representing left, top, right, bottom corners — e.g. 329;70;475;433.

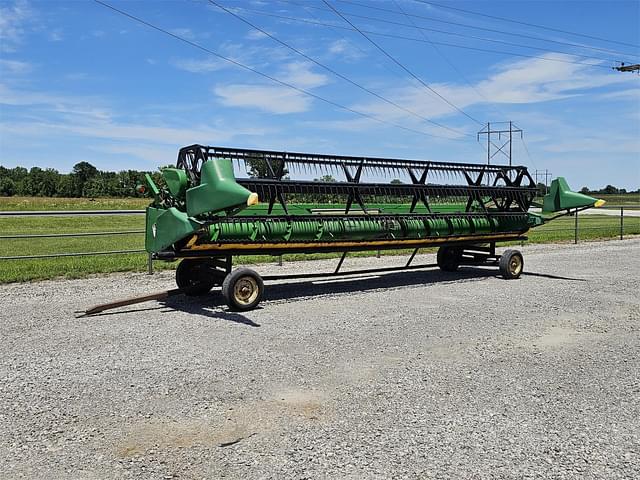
1;239;639;479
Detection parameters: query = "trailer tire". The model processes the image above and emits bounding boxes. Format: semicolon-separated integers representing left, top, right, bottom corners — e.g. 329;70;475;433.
176;259;222;296
499;249;524;279
437;246;462;272
222;268;264;311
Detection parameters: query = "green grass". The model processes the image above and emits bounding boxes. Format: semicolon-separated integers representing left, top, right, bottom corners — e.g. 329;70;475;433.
1;211;638;283
0;196;149;211
597;193;640;208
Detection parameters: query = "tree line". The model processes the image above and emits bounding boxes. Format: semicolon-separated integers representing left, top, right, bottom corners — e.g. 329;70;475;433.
0;162;162;198
0;162;637;198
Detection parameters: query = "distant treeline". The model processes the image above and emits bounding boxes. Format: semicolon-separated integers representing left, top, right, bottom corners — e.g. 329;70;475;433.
578;185;639;195
0;162;161;198
0;162;638;198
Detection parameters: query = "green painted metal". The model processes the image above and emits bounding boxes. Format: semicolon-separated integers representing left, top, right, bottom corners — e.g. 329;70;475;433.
543;177;602;212
145;206;201;252
186;159;255;217
162;168;188;198
207;214;534;244
144;173;160;200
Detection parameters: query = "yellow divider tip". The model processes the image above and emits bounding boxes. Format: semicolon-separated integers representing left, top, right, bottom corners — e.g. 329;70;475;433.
247;192;259;206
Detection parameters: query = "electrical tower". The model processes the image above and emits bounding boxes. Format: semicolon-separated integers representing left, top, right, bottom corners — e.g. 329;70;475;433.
477;121;523;166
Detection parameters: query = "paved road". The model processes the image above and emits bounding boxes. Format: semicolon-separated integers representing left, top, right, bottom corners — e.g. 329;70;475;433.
1;239;638;479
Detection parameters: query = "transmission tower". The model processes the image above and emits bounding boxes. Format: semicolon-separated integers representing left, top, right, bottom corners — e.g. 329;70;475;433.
477;121;523;166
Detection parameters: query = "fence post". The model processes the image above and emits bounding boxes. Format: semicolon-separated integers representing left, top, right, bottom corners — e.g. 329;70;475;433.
147;252;153;275
278;255;283;266
620;207;624;240
574;208;579;244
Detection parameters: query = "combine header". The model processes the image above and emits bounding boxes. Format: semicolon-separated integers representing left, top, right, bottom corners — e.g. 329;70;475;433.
136;145;603;311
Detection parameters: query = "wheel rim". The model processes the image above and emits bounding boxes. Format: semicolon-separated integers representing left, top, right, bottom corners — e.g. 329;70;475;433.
509;255;523;276
233;276;259;306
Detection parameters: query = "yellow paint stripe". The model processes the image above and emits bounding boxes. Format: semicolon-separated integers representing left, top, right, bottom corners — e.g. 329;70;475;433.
184;232;527;252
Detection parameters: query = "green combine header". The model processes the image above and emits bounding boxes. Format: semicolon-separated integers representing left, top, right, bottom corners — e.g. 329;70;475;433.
141;145;603;311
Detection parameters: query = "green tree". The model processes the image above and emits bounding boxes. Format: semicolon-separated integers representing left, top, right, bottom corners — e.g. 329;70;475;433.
0;177;16;196
71;161;98;196
56;175;76;197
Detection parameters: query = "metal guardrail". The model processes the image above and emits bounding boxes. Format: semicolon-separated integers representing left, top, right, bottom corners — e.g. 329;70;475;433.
0;210;153;273
0;209;145;216
0;207;638;270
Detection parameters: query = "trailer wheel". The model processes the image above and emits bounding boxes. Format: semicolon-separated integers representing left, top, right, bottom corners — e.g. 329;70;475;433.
222;268;264;311
499;249;524;279
437;246;462;272
176;259;223;296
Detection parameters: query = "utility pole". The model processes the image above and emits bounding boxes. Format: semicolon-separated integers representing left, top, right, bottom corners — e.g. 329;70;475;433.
477;122;523;166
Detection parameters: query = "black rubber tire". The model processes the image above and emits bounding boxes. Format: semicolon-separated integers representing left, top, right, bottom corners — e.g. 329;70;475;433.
437;246;462;272
499;249;524;279
221;268;264;311
175;259;224;296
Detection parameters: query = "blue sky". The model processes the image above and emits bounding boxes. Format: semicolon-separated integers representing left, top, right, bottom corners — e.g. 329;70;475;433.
0;0;639;189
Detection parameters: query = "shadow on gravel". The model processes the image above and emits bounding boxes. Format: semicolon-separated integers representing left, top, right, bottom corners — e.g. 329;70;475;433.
81;267;585;322
160;295;261;327
155;267;498;324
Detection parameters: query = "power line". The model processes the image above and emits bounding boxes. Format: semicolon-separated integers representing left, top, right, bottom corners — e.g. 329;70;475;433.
207;0;471;137
322;0;484;126
239;7;610;69
520;137;537;170
412;0;640;50
328;0;640;61
391;0;508;121
93;0;465;141
327;1;622;63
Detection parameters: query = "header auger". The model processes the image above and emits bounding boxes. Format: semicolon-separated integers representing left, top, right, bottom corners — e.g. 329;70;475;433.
136;145;603;311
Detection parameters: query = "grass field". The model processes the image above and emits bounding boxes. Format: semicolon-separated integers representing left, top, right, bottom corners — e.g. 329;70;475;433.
1;210;638;283
0;196;149;211
597;193;640;207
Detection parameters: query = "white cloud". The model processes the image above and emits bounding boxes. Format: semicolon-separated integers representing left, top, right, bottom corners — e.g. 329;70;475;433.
213;62;328;114
171;57;226;73
282;61;328;89
169;28;195;40
342;53;636;129
327;39;364;61
0;58;32;74
214;84;311;114
48;29;63;42
0;0;32;51
246;30;268;40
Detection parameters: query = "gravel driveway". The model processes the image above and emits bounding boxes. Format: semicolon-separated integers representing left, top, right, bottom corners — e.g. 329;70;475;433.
1;239;639;479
